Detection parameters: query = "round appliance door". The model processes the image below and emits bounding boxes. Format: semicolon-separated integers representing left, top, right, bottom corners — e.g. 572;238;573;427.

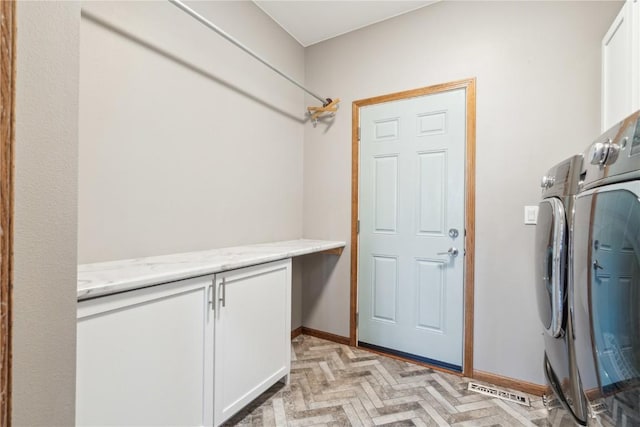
535;198;567;338
574;181;640;421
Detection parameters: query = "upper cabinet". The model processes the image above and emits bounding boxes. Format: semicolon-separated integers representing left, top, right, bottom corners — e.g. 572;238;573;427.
602;0;639;131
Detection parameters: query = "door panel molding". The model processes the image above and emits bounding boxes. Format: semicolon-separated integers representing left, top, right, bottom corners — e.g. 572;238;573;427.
351;78;476;377
0;1;16;424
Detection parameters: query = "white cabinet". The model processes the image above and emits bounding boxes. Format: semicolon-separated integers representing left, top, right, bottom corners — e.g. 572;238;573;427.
76;259;292;427
76;275;215;426
602;0;640;131
213;259;291;425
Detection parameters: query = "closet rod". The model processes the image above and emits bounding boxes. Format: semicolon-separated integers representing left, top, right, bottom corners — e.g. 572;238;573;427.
168;0;327;104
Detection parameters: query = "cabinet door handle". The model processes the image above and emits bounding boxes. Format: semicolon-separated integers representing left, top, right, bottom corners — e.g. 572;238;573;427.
208;281;215;311
219;277;226;307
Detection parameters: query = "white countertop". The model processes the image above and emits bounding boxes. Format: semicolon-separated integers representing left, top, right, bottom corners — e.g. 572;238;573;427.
78;239;345;300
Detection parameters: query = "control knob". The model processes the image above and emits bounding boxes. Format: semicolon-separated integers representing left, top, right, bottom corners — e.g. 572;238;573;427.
589;138;619;166
589;140;609;166
540;175;555;189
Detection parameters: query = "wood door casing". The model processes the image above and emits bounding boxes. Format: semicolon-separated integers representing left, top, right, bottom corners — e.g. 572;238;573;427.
351;78;476;377
0;1;16;425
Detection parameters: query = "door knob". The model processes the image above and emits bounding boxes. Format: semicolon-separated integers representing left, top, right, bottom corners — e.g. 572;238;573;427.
438;247;459;257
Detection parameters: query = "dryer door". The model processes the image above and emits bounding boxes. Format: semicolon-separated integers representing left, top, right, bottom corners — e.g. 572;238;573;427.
574;181;640;424
535;198;567;338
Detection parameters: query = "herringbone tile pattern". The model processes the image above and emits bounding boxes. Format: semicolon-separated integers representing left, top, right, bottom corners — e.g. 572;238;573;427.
225;335;571;426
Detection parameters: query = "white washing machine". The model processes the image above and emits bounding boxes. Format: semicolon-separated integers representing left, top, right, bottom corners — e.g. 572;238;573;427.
536;154;589;425
573;110;640;426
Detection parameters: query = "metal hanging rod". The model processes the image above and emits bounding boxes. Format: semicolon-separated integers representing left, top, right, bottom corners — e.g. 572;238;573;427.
168;0;328;105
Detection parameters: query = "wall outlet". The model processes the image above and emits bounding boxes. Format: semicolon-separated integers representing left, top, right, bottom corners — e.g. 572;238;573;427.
524;206;538;225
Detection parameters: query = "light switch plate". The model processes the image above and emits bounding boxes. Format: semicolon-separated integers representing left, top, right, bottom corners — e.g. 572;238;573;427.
524;206;538;225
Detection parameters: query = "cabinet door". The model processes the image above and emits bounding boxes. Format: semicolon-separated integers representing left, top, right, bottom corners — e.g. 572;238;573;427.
602;1;633;131
214;259;291;426
77;276;215;427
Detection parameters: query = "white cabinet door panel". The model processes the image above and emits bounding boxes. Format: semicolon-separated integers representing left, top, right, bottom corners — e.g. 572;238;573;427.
602;1;633;131
214;259;291;426
77;276;214;427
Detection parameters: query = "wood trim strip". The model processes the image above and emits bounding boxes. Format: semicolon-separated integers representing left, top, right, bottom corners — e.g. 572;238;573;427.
463;79;476;377
473;370;546;397
585;387;601;401
291;327;303;340
350;101;359;347
300;327;351;346
320;247;343;256
350;78;477;377
0;1;16;425
353;78;476;108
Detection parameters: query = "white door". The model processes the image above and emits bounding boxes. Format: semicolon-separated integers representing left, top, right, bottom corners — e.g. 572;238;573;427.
358;88;466;369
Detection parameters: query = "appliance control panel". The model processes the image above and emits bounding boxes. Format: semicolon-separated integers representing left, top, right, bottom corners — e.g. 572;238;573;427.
581;110;640;190
540;154;581;198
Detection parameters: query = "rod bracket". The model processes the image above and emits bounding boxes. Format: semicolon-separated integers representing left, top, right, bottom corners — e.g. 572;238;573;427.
308;98;340;125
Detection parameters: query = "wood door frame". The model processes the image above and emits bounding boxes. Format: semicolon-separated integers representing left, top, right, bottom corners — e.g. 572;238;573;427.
350;78;476;377
0;0;16;424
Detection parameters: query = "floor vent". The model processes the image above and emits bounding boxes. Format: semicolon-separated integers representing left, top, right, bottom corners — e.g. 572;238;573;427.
589;401;608;417
467;382;531;407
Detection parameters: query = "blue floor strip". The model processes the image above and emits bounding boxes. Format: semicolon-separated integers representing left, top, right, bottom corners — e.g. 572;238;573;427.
357;341;462;373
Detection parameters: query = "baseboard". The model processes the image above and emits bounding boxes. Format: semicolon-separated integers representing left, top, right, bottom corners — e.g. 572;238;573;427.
585;387;600;400
300;327;351;345
291;327;303;339
473;370;546;396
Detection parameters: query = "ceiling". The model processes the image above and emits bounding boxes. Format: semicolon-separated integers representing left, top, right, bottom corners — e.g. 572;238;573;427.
253;1;437;47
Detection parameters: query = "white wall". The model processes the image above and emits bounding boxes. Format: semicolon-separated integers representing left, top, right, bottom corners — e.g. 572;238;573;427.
13;1;80;425
78;1;306;328
302;1;622;384
78;1;305;264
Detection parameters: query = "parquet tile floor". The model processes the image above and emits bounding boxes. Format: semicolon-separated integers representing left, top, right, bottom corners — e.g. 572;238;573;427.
225;335;575;427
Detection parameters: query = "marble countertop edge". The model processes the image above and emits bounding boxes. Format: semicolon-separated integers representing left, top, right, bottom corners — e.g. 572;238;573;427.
78;239;346;301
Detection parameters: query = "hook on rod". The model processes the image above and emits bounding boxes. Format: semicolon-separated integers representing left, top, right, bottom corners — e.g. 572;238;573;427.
308;98;340;126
